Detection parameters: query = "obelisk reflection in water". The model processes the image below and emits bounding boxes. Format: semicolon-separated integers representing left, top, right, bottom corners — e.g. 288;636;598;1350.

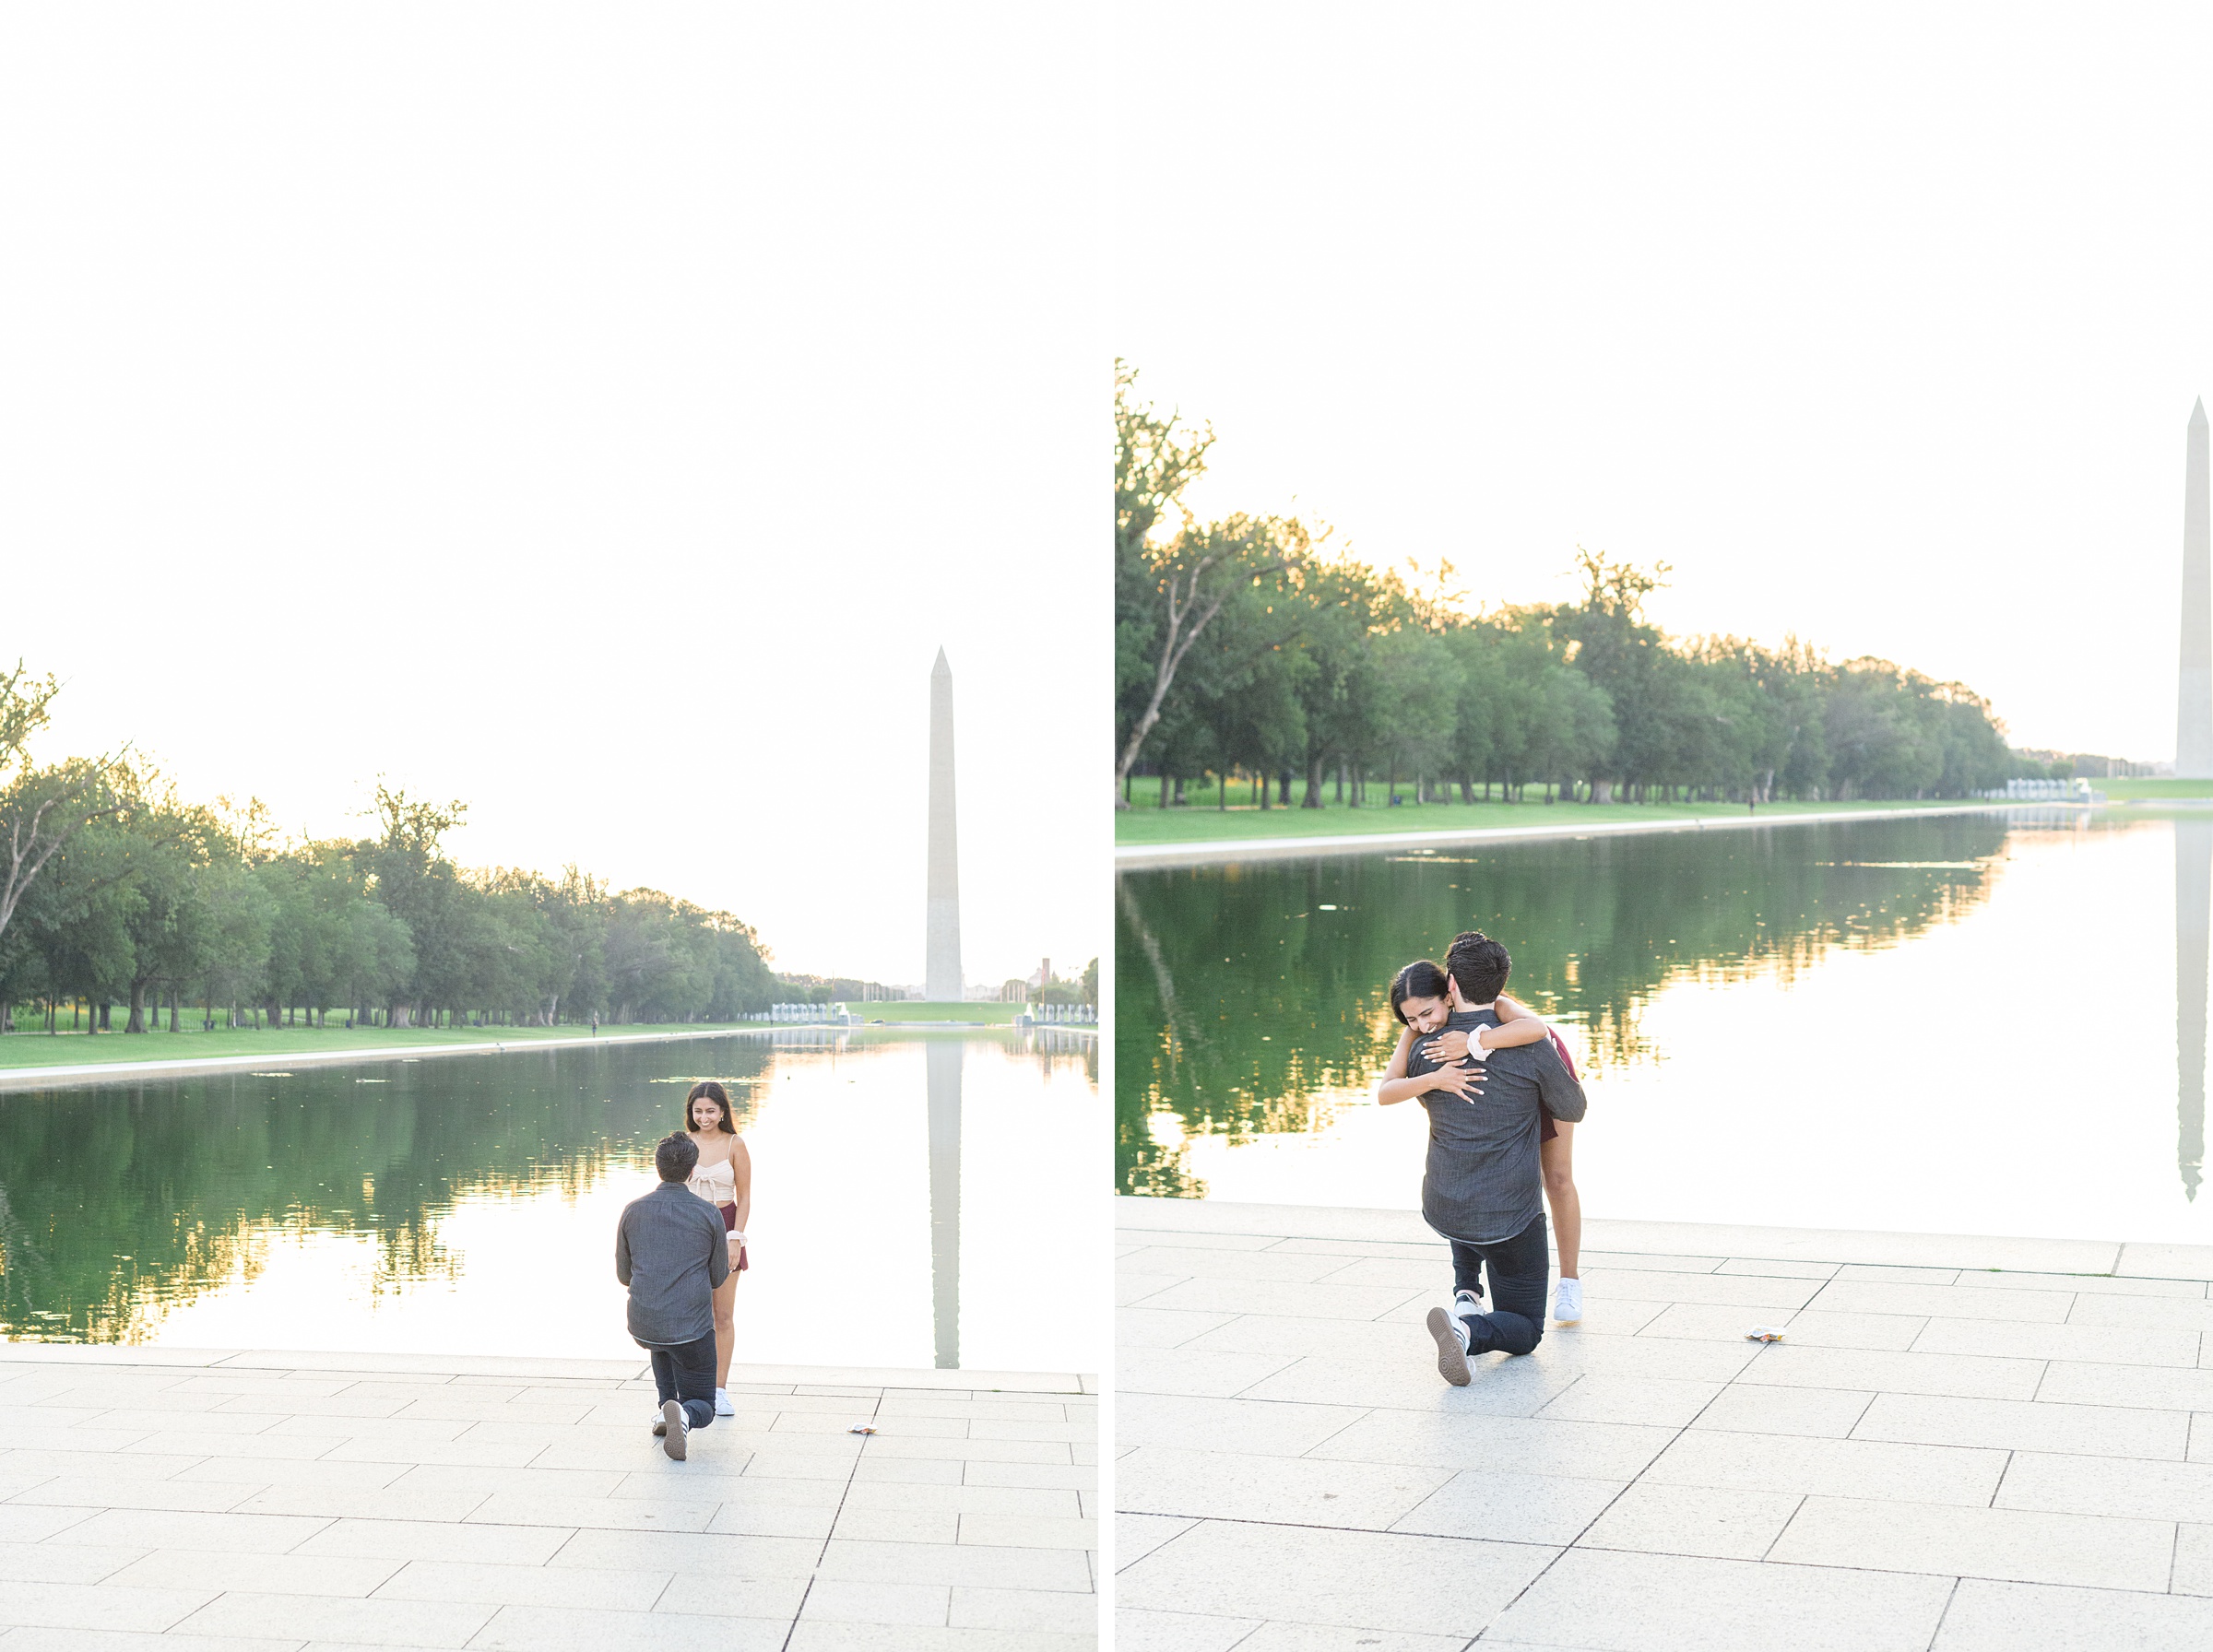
927;1038;963;1368
2178;817;2209;1202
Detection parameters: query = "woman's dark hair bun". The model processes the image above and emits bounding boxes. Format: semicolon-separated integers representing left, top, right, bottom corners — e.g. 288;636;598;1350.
1389;959;1451;1025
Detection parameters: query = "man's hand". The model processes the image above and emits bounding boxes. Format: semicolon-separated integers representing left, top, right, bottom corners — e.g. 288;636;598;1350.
1426;1064;1484;1102
1421;1029;1484;1065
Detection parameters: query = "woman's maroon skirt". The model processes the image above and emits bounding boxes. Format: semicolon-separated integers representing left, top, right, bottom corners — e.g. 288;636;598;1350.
720;1204;750;1270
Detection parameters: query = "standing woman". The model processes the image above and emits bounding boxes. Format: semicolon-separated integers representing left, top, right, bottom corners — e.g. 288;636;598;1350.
681;1080;751;1417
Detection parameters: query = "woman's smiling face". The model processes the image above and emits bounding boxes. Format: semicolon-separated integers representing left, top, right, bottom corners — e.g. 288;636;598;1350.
1401;994;1451;1034
691;1096;722;1130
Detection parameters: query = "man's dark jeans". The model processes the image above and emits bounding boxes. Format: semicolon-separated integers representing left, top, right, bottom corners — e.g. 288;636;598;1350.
641;1332;717;1431
1449;1212;1549;1356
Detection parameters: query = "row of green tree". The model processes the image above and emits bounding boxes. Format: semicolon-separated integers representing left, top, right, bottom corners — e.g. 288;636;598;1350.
0;667;776;1033
1116;366;2018;807
773;961;1099;1009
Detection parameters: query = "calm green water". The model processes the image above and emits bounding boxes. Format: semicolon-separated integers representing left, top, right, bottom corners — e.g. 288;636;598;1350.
0;1029;1101;1372
1117;810;2213;1244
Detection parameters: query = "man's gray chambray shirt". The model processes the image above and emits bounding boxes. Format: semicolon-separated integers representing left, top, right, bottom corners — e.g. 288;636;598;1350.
1405;1008;1588;1245
614;1180;729;1348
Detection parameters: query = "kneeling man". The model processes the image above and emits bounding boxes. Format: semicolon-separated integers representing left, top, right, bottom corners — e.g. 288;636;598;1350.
1386;930;1587;1385
616;1132;730;1457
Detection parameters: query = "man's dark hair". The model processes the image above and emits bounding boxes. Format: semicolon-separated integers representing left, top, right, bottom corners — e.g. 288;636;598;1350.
1444;929;1510;1005
656;1132;700;1183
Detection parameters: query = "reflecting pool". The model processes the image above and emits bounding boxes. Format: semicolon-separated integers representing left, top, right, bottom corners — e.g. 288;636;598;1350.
0;1029;1101;1372
1117;809;2213;1245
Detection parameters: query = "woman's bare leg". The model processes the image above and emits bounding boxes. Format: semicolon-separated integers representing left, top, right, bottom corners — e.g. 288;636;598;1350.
1541;1123;1580;1280
712;1264;739;1388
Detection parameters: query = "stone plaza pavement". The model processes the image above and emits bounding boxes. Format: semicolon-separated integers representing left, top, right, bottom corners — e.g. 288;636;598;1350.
0;1345;1096;1652
1116;1196;2213;1651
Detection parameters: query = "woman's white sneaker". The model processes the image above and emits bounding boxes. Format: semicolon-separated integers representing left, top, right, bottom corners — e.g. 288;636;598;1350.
1554;1278;1583;1323
715;1387;734;1417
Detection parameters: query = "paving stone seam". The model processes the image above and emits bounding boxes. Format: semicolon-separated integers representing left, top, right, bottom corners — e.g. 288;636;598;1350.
1754;1553;2195;1591
1134;1511;1568;1555
1118;1199;2213;1282
1535;1323;1770;1569
1130;1446;2206;1595
782;1383;875;1643
1753;1491;1811;1564
0;1350;1089;1398
1923;1575;1964;1652
1114;1513;1207;1579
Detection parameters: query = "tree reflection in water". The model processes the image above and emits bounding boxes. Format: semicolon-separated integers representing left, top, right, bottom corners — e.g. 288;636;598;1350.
1117;814;2039;1198
0;1038;777;1342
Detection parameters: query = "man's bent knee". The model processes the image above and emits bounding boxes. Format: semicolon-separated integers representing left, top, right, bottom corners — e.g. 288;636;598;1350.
1469;1313;1544;1358
1498;1317;1544;1357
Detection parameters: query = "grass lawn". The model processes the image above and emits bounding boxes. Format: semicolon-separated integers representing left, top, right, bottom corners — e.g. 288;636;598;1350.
0;1020;769;1072
2098;777;2213;800
1113;794;1996;845
847;1001;1023;1024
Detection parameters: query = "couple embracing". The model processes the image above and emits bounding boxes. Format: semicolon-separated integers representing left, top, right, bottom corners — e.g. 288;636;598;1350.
1377;929;1589;1386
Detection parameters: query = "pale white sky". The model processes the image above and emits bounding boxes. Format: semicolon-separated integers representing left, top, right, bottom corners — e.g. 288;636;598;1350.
2;5;1103;986
1118;3;2213;761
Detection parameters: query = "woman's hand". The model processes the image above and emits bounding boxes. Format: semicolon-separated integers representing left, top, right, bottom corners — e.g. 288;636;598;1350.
728;1232;745;1267
1421;1029;1484;1064
1426;1064;1483;1102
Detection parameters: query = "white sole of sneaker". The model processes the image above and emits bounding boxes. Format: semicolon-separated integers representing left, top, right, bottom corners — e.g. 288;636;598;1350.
661;1400;687;1459
1426;1306;1472;1386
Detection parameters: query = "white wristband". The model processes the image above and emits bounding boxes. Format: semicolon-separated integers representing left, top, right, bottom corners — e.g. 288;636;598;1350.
731;1231;747;1246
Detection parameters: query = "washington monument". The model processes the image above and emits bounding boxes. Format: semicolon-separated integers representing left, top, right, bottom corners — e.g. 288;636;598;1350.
926;648;963;1000
2181;399;2213;778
